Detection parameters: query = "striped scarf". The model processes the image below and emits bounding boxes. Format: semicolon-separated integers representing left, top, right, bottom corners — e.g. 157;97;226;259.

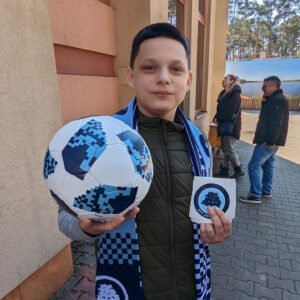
95;98;212;300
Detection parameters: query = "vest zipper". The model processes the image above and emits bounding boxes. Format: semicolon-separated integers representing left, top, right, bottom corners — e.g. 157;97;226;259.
159;122;179;300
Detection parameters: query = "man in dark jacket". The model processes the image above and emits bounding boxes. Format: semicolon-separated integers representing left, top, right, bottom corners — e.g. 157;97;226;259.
239;76;289;204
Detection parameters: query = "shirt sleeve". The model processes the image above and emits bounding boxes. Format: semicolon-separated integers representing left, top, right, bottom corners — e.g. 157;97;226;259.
58;207;102;241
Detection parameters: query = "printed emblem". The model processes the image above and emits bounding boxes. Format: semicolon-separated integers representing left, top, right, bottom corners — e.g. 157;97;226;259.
96;275;128;300
193;183;229;218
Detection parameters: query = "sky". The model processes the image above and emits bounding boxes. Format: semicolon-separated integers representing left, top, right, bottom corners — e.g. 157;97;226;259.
226;58;300;81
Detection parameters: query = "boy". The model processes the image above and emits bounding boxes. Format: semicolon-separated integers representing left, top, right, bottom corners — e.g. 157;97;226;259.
59;23;231;300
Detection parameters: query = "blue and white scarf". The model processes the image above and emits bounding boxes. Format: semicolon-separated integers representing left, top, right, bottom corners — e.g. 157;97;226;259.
95;98;212;300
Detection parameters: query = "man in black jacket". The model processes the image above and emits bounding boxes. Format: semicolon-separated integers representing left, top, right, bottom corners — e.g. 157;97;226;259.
239;76;289;204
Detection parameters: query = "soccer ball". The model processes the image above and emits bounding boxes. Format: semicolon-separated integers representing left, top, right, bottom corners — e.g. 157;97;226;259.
43;116;153;221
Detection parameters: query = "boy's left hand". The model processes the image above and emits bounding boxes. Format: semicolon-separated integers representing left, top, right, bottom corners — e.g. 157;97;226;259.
200;206;231;244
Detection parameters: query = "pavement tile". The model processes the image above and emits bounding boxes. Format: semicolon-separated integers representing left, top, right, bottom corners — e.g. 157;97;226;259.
291;261;300;272
268;275;296;293
280;269;300;281
228;276;254;296
211;286;240;300
78;265;96;281
66;291;84;300
74;277;95;295
295;281;300;294
78;293;94;300
242;269;267;286
282;290;300;300
254;283;282;300
243;250;267;265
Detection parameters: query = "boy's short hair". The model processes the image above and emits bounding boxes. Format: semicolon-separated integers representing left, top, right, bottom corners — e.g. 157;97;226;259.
264;76;281;88
130;23;190;69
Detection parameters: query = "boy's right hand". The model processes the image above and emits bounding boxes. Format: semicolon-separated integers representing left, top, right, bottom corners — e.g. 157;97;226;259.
79;207;140;236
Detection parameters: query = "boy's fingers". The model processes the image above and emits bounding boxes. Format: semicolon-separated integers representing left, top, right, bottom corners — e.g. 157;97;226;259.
200;223;211;243
124;207;140;221
105;216;125;230
80;216;125;235
79;208;140;235
207;207;223;234
203;223;215;240
214;207;232;236
200;207;232;243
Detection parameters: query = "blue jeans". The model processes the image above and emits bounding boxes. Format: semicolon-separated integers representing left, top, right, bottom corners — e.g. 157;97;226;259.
248;144;278;197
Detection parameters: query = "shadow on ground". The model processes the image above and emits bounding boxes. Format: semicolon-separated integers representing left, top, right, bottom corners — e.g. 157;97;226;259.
210;140;300;300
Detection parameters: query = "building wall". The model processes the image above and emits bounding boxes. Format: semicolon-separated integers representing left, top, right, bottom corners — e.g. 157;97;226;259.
207;0;229;126
47;0;119;124
184;0;229;134
0;1;70;299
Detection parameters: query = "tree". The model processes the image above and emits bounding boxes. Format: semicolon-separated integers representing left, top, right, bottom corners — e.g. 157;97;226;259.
226;0;300;60
168;0;176;25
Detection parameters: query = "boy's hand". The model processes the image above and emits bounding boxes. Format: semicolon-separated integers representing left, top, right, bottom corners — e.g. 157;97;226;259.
200;206;231;244
79;207;140;236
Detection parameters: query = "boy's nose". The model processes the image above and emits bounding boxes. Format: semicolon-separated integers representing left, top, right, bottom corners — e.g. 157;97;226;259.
157;68;171;84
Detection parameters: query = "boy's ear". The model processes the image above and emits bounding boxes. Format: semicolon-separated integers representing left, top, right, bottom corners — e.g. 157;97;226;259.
126;67;135;88
186;71;193;92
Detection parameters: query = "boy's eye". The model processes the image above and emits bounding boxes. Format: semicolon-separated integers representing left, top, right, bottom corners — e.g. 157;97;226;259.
142;66;155;71
172;66;184;73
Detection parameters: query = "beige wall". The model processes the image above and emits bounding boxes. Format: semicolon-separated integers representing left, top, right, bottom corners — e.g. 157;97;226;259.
111;0;168;108
183;0;199;119
207;0;229;124
48;0;119;123
185;0;229;134
0;1;69;298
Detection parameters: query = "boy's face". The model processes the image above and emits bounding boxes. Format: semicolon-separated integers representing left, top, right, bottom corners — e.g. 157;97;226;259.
126;37;192;121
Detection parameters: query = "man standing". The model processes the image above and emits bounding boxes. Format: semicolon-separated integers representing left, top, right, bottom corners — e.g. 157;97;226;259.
239;76;289;204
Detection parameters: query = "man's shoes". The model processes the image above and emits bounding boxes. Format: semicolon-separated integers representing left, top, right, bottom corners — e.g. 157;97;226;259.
262;191;272;198
239;195;261;204
231;166;245;179
214;167;229;178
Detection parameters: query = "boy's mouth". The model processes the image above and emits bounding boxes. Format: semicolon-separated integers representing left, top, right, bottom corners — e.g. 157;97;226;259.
153;91;172;97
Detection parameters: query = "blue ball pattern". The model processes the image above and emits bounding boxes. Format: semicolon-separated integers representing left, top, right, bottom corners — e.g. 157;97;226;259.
117;130;153;182
62;119;106;180
44;148;57;179
74;184;138;214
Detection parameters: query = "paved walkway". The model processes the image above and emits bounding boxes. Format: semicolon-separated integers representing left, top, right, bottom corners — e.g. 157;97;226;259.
50;111;300;300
